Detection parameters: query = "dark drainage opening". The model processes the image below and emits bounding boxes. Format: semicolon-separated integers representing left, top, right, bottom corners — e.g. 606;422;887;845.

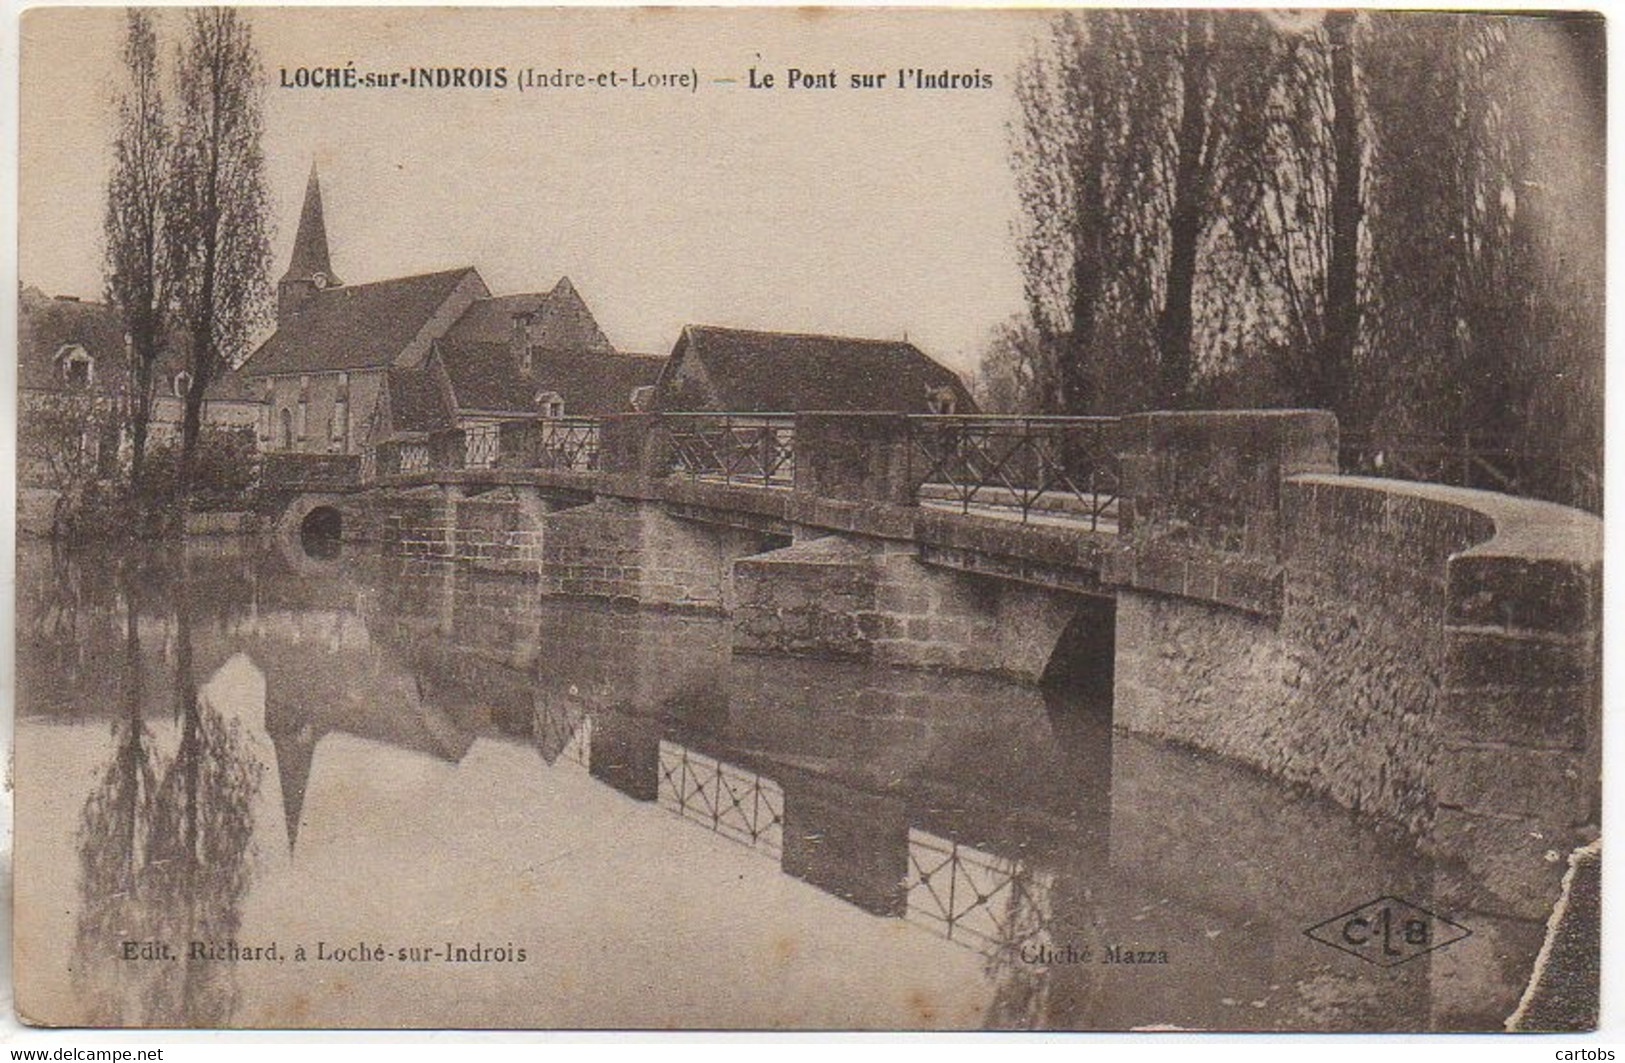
299;506;343;558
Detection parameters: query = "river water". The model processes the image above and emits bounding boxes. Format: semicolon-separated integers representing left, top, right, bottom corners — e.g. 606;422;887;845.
13;537;1509;1030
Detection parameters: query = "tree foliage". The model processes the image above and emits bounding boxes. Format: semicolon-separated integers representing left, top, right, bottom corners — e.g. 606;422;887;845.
1006;10;1603;502
165;8;273;496
103;8;170;489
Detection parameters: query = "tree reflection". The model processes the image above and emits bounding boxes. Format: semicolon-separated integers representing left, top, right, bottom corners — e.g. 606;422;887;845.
73;562;263;1027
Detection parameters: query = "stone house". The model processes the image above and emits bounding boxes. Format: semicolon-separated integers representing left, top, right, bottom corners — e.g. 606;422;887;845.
652;325;975;414
365;313;665;463
18;284;260;486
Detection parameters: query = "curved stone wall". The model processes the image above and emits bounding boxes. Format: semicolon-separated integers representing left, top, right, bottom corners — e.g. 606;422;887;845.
1116;468;1601;922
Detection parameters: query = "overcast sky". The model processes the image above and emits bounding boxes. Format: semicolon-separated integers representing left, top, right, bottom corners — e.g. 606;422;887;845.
20;7;1045;372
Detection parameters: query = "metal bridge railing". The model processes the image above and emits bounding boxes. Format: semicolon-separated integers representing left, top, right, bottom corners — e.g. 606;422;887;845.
464;423;501;469
537;417;600;471
664;414;796;488
399;440;432;476
907;415;1121;530
1341;433;1601;515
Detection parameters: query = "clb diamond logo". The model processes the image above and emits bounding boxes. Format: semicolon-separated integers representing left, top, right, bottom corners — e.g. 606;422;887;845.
1305;896;1471;967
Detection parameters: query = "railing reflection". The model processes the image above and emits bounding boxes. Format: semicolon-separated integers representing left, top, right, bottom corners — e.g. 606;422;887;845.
657;740;784;858
905;828;1055;959
534;696;592;770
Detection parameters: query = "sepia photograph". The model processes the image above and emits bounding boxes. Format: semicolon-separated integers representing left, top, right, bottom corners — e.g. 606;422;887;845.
9;4;1605;1034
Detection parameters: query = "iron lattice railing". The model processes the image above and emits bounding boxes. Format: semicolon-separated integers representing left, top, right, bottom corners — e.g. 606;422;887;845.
1341;433;1602;515
464;423;501;469
399;440;431;475
905;828;1055;959
538;417;600;471
908;416;1121;530
665;414;795;488
657;740;784;857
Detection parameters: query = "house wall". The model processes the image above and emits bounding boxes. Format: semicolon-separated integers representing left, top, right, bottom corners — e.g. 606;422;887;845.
656;346;718;410
260;369;383;455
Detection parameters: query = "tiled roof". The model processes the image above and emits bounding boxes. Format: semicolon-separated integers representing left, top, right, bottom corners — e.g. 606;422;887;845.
442;277;614;353
441;292;550;346
18;289;133;394
244;267;479;376
656;325;976;414
383;366;455;435
19;287;242;402
530;348;666;417
435;338;537;416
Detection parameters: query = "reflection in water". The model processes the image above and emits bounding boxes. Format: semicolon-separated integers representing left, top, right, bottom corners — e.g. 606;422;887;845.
71;561;263;1026
657;742;785;858
16;541;1531;1030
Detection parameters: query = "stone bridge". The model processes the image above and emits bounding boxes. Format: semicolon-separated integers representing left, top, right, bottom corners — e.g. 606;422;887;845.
268;408;1601;929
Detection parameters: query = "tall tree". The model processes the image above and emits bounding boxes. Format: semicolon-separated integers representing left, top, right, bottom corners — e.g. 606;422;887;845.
1157;10;1213;409
1012;10;1285;414
165;8;272;500
1315;10;1363;431
103;8;170;491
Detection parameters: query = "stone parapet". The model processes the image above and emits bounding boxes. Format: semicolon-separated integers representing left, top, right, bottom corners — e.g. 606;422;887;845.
1109;409;1338;614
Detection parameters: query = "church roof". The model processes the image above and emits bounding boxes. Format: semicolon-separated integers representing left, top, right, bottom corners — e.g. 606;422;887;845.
245;267;480;376
654;325;976;414
280;164;341;287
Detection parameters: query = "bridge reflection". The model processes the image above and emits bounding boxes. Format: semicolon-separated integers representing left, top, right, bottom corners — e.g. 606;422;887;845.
20;542;1458;1030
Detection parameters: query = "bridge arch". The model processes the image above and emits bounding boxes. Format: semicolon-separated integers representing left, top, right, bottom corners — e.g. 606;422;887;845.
300;504;342;540
272;491;354;543
1040;596;1116;704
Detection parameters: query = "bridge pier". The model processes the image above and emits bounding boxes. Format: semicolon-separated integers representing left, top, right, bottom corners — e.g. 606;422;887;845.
540;497;786;612
733;532;1106;683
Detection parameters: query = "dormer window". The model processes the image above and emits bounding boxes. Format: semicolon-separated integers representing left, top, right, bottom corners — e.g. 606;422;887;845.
312;271;329;290
538;391;564;419
925;385;958;415
173;371;193;399
58;345;93;389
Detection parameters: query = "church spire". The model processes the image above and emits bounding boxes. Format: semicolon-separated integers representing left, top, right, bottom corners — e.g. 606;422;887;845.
282;163;340;287
277;164;341;323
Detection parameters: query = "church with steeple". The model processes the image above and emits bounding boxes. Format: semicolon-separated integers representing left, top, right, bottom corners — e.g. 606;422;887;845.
242;165;643;456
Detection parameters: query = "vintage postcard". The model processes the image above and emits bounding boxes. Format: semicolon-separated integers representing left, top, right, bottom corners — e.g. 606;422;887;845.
12;4;1603;1032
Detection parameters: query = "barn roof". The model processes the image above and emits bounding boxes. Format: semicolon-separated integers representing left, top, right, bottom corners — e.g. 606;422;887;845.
383;366;455;435
655;325;975;414
435;338;537;416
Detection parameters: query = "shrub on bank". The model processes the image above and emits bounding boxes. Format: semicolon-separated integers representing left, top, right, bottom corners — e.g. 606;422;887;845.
54;425;262;543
